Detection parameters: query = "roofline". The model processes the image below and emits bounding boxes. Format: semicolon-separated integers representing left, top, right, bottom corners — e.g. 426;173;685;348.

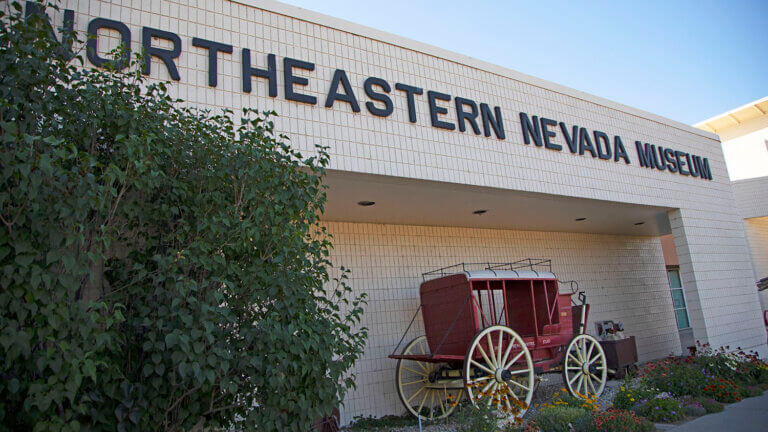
231;0;719;141
694;95;768;130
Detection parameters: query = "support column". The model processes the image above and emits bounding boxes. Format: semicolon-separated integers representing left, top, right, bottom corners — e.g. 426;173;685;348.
668;208;767;356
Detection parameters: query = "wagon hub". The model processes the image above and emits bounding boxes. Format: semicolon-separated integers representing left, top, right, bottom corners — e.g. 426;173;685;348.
494;368;513;383
428;370;439;383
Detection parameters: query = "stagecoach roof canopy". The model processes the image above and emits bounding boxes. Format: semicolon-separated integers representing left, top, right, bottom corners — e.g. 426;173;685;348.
463;270;556;280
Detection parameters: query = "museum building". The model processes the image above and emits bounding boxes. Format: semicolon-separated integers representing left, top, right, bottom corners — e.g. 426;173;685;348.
36;0;768;423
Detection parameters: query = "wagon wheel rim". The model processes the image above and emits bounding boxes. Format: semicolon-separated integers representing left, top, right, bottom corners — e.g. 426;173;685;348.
562;334;607;398
396;336;463;420
463;325;534;417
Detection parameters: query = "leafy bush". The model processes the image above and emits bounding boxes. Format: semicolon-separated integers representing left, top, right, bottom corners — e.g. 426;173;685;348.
690;397;724;414
577;409;654;432
0;2;367;431
533;405;590;432
639;357;711;398
630;395;686;423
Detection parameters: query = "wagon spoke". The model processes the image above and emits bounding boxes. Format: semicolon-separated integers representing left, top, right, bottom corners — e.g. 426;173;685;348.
567;353;580;365
468;375;492;383
585;341;595;364
507;368;530;375
504;351;525;370
487;383;497;407
402;378;428;386
500;338;515;369
504;393;512;412
406;386;426;404
497;330;506;366
566;365;580;370
485;333;497;368
589;352;603;365
417;388;429;414
568;371;582;387
403;367;427;376
506;383;520;400
438;392;446;417
469;359;494;375
428;391;435;420
577;375;585;395
507;379;530;392
482;378;496;394
476;343;495;371
587;375;597;395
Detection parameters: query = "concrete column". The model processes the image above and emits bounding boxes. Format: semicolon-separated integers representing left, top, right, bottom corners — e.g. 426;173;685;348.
669;208;767;356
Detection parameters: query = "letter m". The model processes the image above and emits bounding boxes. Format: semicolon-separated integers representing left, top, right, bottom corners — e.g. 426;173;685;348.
635;141;655;168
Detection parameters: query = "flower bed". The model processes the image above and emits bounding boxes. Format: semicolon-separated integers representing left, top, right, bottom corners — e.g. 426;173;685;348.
521;342;767;431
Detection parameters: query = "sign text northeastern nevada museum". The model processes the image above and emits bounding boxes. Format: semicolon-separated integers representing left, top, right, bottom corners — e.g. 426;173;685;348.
33;2;713;180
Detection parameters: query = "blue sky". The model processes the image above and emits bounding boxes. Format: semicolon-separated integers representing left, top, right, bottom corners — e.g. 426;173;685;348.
281;0;768;125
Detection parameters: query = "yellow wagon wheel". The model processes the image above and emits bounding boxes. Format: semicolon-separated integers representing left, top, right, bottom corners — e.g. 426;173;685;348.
463;325;534;417
395;336;464;420
562;334;607;398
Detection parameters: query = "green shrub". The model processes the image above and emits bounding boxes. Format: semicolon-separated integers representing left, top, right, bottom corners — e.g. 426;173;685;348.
576;409;654;432
534;405;590;432
690;397;724;414
640;359;710;397
0;2;367;431
630;396;686;423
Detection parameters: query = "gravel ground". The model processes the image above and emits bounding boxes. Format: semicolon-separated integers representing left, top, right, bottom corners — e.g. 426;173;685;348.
352;375;623;431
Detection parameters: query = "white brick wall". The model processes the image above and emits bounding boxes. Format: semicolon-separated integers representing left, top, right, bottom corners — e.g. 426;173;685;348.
46;0;768;422
325;222;679;422
732;177;768;219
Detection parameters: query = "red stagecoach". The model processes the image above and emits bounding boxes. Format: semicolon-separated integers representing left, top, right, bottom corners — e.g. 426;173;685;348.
388;259;607;420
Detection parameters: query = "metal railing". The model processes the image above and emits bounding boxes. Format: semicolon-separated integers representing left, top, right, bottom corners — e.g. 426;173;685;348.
421;258;553;281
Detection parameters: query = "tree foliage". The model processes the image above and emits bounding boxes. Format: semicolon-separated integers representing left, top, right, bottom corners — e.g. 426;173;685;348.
0;2;367;430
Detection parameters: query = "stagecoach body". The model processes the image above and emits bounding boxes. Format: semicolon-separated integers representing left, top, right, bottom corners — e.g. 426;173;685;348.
389;261;606;421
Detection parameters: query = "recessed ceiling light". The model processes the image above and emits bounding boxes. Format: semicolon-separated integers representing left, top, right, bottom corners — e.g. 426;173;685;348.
473;209;487;215
575;217;586;221
634;222;645;226
357;201;375;207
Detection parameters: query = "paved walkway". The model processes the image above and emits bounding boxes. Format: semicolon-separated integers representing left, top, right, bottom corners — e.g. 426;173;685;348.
667;392;768;432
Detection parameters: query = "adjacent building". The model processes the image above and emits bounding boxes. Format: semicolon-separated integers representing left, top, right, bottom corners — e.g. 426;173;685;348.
694;97;768;310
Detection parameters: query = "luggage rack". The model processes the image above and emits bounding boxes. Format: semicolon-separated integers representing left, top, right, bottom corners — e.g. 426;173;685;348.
421;258;553;282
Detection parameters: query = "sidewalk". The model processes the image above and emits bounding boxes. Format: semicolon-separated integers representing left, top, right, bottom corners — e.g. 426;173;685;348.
666;392;768;432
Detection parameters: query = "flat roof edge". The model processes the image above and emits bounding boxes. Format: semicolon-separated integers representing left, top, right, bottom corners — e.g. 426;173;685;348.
694;96;768;128
232;0;719;141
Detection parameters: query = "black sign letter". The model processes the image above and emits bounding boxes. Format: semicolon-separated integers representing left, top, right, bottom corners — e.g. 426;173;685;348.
325;69;360;112
395;83;423;123
242;50;277;96
192;37;233;87
142;27;181;80
364;77;393;117
87;18;131;69
284;58;317;105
